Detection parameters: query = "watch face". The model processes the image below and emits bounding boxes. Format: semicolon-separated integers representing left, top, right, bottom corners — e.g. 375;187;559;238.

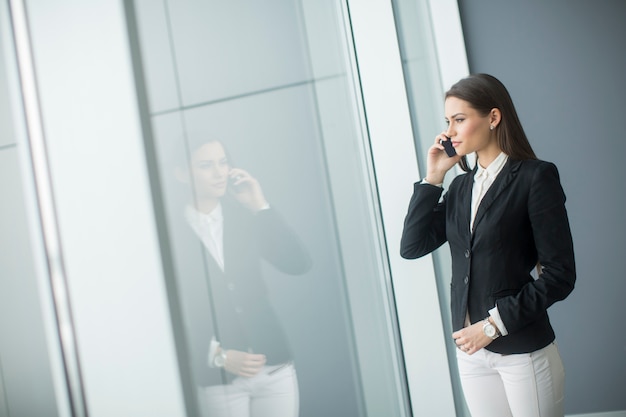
484;323;496;338
214;353;226;367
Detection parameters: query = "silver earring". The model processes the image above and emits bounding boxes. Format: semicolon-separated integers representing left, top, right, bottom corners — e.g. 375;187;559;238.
490;125;494;131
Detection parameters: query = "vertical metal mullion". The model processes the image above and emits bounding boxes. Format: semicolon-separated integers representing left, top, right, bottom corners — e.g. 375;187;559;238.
337;1;413;416
7;1;88;416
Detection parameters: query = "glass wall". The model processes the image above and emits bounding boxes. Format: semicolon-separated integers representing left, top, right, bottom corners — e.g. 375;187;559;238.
0;0;468;415
391;1;470;415
0;2;67;416
131;1;409;416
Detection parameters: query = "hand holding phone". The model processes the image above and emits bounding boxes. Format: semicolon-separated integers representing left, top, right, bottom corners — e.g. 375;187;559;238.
228;169;269;212
228;174;244;190
439;136;456;157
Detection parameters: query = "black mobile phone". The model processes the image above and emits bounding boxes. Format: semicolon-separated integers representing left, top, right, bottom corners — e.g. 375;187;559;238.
440;136;456;157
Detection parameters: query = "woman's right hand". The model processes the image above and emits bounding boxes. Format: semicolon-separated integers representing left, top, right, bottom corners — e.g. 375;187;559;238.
425;132;462;184
223;349;267;378
228;168;269;213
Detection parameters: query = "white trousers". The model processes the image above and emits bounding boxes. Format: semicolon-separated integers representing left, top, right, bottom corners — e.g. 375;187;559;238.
456;342;565;417
198;363;299;417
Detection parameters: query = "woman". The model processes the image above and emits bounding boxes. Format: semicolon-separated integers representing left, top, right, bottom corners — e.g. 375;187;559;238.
400;74;575;417
171;138;311;417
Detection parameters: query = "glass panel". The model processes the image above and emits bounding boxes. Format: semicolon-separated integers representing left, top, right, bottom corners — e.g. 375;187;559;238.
392;0;445;176
392;0;468;415
0;2;67;416
131;1;409;416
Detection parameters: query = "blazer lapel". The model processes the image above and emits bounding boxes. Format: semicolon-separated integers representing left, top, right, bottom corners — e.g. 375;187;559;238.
471;159;522;234
458;168;476;234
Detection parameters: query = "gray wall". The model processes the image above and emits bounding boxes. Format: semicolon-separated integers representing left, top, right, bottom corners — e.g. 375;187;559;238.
457;0;626;414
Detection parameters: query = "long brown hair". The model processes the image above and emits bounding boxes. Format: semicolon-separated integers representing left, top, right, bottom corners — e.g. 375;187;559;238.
445;73;536;171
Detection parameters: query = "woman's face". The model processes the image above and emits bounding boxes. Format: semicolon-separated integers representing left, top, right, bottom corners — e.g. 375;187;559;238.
444;97;497;157
190;141;230;200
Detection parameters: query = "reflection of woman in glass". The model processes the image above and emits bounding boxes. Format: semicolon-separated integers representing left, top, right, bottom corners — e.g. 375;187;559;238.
174;139;311;417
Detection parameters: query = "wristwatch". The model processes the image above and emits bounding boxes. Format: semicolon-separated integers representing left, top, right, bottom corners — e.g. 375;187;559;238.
482;318;500;340
213;350;227;368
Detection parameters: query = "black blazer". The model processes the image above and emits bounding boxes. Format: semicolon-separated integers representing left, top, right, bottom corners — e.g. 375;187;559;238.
170;197;311;386
400;158;575;354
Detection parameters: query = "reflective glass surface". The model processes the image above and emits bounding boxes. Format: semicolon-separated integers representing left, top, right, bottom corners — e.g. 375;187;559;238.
132;1;409;416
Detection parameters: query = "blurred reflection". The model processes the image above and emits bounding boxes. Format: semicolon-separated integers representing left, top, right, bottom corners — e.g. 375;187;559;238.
174;139;311;417
134;1;415;414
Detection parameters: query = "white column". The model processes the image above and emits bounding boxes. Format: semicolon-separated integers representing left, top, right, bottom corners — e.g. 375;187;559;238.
347;0;456;415
12;0;188;416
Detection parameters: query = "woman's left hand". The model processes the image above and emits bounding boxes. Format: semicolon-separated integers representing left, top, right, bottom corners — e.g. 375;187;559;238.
452;321;494;355
228;168;269;212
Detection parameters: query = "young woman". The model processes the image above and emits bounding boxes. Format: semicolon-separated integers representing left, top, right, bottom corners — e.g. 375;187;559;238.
400;74;575;417
171;139;311;417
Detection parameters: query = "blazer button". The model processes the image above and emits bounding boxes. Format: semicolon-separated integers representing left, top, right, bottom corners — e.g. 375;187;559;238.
464;276;469;284
464;249;470;258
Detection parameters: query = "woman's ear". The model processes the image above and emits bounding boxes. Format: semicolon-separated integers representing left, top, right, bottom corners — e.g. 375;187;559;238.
490;108;502;127
174;166;190;183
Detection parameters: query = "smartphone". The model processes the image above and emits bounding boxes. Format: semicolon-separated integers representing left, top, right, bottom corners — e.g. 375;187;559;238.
228;174;244;190
440;136;456;157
